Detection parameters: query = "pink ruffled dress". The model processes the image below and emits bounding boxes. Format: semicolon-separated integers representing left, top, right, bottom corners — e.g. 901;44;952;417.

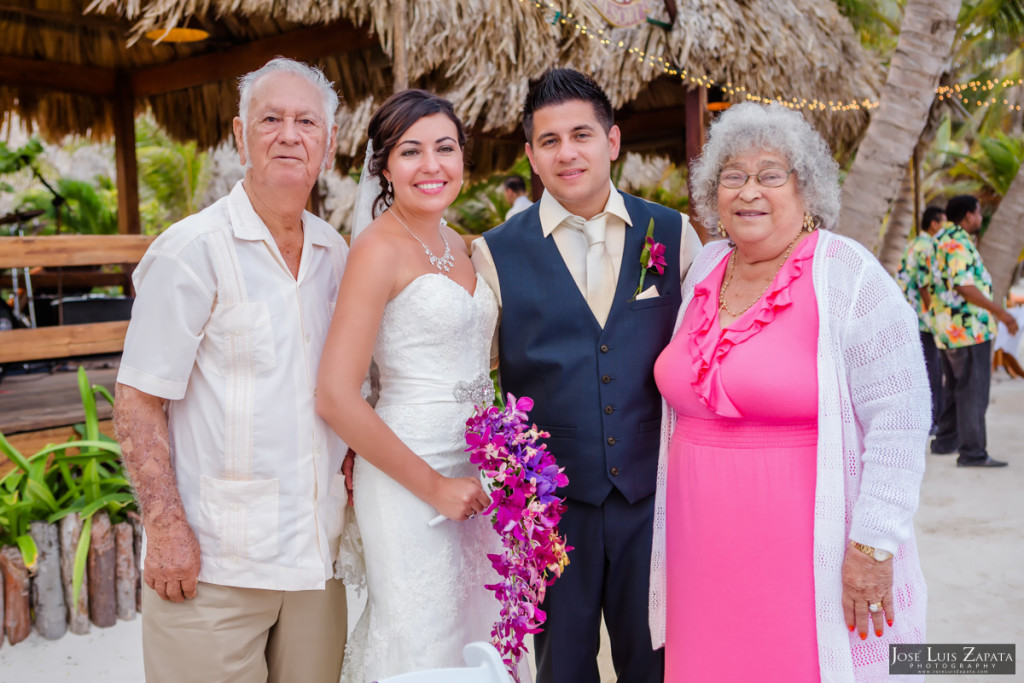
653;231;821;682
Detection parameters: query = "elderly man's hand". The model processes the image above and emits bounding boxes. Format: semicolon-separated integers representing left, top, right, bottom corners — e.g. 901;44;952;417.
144;519;201;602
841;543;894;640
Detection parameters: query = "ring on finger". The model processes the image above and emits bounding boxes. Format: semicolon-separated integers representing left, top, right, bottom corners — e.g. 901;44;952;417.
868;602;882;613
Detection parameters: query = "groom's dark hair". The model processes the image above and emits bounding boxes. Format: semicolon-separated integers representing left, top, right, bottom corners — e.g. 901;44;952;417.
523;68;614;142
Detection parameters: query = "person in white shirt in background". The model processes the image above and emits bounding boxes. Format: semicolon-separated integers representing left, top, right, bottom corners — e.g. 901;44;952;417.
503;174;533;219
112;57;350;683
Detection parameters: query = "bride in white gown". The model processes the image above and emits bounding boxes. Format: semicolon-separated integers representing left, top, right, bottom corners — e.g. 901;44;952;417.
316;90;506;682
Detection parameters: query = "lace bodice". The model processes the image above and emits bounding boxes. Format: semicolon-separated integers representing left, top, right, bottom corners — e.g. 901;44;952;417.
374;273;498;409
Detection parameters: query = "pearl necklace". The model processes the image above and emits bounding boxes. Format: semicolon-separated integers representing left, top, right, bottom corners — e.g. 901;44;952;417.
391;210;455;273
718;232;803;317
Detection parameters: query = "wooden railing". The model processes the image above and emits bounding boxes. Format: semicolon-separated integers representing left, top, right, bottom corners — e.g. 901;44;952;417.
0;235;154;364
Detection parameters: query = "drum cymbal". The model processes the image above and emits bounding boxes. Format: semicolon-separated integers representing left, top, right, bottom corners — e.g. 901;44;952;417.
0;209;46;226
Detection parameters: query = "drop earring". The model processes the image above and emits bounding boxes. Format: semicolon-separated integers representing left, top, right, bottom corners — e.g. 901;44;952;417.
803;213;816;231
717;220;728;238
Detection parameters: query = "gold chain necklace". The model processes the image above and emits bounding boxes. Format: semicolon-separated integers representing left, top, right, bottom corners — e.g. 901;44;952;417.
718;233;803;317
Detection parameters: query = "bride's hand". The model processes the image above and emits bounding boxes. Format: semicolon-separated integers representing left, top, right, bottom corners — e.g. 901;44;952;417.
431;476;492;521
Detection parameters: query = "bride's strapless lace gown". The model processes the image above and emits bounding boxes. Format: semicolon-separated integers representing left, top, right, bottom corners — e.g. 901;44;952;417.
341;273;505;682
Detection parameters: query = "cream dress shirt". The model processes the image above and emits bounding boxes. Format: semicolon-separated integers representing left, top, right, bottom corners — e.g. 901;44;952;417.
118;181;350;592
473;183;702;327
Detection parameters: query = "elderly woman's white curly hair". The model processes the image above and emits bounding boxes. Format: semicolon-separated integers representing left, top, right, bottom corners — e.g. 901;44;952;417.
690;102;841;233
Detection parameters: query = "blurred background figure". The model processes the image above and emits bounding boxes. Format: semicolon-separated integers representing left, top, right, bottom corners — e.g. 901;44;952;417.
502;174;532;220
895;205;947;432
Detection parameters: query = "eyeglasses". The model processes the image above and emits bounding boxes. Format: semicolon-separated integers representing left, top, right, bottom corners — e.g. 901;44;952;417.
718;168;795;189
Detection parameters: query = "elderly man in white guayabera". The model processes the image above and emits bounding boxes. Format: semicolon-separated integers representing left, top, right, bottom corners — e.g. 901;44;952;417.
112;57;350;683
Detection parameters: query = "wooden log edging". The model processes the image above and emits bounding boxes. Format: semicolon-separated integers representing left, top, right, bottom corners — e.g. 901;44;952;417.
60;513;90;635
114;522;136;621
0;546;31;645
0;513;146;644
88;511;117;628
29;521;67;640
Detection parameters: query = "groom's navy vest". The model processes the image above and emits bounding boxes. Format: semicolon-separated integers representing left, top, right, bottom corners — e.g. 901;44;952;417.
485;193;682;506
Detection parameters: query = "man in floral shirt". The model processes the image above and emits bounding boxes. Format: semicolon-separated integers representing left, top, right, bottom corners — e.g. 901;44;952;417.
930;195;1019;467
895;205;946;429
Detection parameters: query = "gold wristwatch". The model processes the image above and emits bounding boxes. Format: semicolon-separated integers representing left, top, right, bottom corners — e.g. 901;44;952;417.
850;540;892;562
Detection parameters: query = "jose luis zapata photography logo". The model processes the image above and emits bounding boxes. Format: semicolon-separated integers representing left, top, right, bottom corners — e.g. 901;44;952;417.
890;644;1016;675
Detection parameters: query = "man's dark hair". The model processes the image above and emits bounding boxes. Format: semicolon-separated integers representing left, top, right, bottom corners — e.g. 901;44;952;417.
921;206;946;232
945;195;980;226
523;68;614;142
503;175;526;194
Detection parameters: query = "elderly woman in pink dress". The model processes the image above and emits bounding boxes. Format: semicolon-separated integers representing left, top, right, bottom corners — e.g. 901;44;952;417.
648;102;928;682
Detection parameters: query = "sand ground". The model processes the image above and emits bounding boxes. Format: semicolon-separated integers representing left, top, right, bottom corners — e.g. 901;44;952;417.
1;376;1021;682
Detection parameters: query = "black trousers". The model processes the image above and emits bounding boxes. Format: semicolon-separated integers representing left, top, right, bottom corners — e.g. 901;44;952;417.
920;331;944;426
933;339;992;462
534;488;664;683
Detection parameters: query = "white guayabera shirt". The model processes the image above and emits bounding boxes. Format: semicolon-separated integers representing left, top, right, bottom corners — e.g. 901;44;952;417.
119;181;349;591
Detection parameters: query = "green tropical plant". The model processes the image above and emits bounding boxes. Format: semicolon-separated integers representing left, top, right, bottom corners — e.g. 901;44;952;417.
136;116;212;234
0;368;135;605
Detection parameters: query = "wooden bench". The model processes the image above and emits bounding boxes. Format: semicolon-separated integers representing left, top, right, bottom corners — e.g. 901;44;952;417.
0;235;154;462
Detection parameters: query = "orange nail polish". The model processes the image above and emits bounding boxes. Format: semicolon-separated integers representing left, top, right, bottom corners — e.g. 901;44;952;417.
876;629;883;637
887;619;894;627
859;632;867;640
848;624;855;632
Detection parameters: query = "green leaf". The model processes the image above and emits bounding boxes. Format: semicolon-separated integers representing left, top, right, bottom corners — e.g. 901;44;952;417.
0;431;32;473
24;478;60;513
15;534;38;570
93;384;115;406
72;516;92;609
81;493;135;519
78;367;100;448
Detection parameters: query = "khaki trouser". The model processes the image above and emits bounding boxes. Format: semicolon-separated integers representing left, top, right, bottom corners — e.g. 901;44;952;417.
142;579;347;683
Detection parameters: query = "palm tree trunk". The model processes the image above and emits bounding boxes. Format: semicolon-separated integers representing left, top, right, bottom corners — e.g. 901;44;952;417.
837;0;961;251
880;165;916;273
979;170;1024;305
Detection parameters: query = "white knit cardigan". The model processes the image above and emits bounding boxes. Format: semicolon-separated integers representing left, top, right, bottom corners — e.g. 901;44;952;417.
648;231;928;682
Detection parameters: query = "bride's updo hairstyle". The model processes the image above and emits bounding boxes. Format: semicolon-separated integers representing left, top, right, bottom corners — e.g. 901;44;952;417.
366;89;467;217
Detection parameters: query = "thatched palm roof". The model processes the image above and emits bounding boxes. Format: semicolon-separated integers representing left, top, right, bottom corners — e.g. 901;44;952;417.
3;0;881;175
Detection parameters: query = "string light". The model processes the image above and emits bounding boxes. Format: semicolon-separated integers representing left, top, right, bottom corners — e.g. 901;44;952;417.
519;0;879;112
519;0;1024;114
936;78;1024;111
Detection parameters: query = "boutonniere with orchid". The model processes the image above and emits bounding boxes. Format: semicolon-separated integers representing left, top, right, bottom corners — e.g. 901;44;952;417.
465;393;571;682
630;218;667;301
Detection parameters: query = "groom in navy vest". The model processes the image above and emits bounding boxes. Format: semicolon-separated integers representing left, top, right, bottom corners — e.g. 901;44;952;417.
473;69;702;682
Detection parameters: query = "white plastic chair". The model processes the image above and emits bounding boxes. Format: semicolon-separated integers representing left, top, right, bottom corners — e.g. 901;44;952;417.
376;642;512;683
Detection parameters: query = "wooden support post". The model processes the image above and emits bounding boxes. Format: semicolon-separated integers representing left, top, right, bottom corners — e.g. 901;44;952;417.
29;521;68;640
113;71;141;235
392;0;409;91
60;513;90;635
88;511;117;628
114;522;137;621
0;546;31;645
684;87;709;243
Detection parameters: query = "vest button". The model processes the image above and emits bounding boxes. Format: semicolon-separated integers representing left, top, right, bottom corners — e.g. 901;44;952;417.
600;344;610;353
601;375;612;384
604;405;614;415
607;436;617;446
610;466;620;476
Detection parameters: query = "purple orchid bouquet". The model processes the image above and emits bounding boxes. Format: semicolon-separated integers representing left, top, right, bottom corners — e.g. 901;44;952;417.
465;394;572;681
